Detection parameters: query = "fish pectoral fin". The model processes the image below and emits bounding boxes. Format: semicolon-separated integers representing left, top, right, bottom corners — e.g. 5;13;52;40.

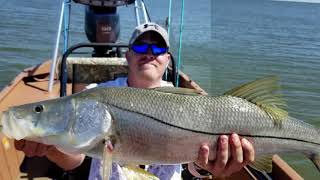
101;140;114;180
152;87;204;96
224;76;288;126
308;153;320;171
121;165;159;180
249;155;273;173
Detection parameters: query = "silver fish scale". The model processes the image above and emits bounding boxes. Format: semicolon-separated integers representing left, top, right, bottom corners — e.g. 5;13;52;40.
93;87;320;146
108;105;216;164
70;99;110;150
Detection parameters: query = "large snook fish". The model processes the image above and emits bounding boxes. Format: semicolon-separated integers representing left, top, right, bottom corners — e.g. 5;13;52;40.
1;76;320;178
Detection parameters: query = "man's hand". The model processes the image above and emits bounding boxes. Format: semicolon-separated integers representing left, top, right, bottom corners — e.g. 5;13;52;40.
14;139;85;170
14;139;51;157
192;133;255;178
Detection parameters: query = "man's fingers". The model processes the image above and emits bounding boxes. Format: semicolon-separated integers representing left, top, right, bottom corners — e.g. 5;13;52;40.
35;144;49;157
225;134;244;174
196;144;210;168
209;135;229;175
241;138;255;165
14;139;25;150
231;133;243;163
23;141;39;157
191;135;255;178
216;135;229;167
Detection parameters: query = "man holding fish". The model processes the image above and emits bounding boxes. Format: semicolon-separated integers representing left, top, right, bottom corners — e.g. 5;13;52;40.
13;23;255;179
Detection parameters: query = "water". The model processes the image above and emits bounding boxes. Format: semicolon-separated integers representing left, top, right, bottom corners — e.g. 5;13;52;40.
0;0;319;179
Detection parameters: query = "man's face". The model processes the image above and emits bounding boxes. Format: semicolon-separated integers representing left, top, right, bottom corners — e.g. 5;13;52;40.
126;32;170;82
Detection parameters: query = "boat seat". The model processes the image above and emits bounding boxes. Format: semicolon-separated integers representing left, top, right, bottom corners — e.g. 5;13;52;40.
73;0;135;7
60;57;129;92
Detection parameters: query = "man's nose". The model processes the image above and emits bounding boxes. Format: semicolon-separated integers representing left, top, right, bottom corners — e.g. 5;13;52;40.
144;47;155;59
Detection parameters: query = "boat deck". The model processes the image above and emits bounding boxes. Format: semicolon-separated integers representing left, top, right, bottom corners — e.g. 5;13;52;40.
0;61;71;180
0;60;303;180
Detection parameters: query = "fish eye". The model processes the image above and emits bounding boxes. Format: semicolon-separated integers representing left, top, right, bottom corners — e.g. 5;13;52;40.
33;105;44;113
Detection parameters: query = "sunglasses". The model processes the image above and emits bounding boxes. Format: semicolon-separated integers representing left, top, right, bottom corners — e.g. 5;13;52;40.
131;43;168;56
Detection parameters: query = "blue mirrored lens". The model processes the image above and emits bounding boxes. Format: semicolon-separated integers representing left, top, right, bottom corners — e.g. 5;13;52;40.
132;44;148;54
151;44;168;55
132;44;167;55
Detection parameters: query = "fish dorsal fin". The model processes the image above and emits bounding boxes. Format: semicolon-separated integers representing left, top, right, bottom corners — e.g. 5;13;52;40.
121;165;159;180
224;76;288;126
152;87;203;96
249;155;273;173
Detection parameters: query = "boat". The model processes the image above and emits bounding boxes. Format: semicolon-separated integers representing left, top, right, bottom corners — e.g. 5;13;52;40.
0;0;304;179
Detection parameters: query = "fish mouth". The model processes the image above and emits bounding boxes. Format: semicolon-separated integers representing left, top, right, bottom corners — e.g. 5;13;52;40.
1;111;9;137
1;111;31;140
0;111;7;131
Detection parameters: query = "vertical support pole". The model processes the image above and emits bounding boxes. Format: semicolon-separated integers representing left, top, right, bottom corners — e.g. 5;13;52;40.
64;0;71;52
141;0;149;23
134;0;140;26
48;1;65;92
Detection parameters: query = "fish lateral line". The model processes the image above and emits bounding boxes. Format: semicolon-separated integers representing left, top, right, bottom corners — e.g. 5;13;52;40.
108;104;320;147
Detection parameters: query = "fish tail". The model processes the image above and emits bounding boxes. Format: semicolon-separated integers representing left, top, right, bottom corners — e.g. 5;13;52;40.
308;153;320;172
